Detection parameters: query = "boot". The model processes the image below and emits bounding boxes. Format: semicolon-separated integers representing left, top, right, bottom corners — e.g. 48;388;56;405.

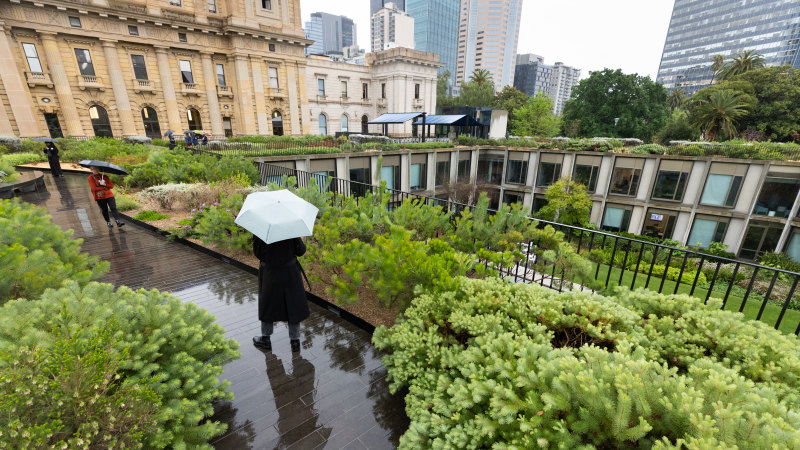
116;220;125;228
252;336;271;351
290;339;300;352
107;222;114;230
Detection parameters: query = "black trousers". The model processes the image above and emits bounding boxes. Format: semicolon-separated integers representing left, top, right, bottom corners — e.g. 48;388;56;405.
96;197;120;223
48;157;62;176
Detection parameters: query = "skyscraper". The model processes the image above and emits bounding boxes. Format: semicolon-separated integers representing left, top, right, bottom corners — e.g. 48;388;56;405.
455;0;524;91
657;0;800;95
305;12;358;56
548;62;581;116
513;54;552;97
371;0;405;14
371;2;415;52
406;0;460;82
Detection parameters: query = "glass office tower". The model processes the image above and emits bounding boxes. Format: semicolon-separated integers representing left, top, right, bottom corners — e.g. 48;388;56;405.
657;0;800;95
406;0;460;82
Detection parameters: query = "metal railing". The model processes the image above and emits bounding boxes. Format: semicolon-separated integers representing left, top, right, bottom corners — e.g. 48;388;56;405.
254;161;800;335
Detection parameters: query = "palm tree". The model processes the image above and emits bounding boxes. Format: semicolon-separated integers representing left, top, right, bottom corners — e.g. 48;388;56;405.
669;89;685;111
470;68;493;86
719;50;765;80
689;90;750;141
710;54;726;84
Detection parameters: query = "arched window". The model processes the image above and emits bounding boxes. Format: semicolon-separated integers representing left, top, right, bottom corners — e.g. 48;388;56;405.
88;105;113;138
361;115;369;134
272;110;283;136
141;107;161;138
187;108;202;130
341;114;348;133
318;113;327;136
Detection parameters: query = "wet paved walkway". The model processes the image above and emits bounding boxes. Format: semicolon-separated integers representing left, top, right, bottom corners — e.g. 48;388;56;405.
21;173;408;449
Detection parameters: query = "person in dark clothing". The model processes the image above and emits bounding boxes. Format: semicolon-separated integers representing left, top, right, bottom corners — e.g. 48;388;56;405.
191;133;199;146
184;132;193;147
168;133;176;150
88;166;125;229
201;134;209;145
252;236;309;352
44;142;63;177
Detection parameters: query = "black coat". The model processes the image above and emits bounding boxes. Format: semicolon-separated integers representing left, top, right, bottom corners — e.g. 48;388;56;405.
254;237;309;323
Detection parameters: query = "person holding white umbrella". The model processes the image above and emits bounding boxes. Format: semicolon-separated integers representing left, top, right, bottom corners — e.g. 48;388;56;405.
235;190;319;353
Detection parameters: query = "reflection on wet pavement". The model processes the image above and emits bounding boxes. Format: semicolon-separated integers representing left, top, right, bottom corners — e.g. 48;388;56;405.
21;173;409;449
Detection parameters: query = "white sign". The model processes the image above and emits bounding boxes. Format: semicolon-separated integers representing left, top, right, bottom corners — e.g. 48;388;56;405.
650;213;664;221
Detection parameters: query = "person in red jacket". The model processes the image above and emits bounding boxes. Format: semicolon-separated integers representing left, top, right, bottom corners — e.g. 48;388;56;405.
88;166;125;229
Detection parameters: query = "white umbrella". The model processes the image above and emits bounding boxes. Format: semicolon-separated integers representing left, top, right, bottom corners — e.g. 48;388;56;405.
234;190;319;244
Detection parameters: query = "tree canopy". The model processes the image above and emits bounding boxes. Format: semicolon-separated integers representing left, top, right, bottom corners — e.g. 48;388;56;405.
561;69;670;142
493;86;528;124
536;178;592;226
509;92;561;137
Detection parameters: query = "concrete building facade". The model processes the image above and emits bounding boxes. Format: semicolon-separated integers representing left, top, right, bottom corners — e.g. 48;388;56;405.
371;2;415;53
257;148;800;262
0;0;313;138
305;47;441;137
455;0;523;91
548;62;580;116
513;53;551;97
304;12;357;56
371;0;405;15
406;0;459;83
657;0;800;95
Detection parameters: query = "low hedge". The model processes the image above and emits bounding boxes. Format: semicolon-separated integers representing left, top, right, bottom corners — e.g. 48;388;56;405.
127;149;260;188
374;277;800;448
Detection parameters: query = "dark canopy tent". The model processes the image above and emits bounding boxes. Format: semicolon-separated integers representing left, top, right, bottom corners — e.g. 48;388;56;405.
367;112;426;139
412;114;483;138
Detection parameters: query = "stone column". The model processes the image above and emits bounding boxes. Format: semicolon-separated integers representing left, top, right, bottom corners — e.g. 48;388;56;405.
233;53;256;135
38;32;83;136
0;24;40;136
200;52;224;137
286;62;304;135
250;57;269;134
0;98;14;136
154;46;183;132
100;40;136;136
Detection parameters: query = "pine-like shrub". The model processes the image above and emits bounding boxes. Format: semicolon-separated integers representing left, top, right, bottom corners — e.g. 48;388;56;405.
127;149;259;188
0;199;108;303
0;281;241;448
0;159;18;184
374;278;800;449
629;143;666;155
133;210;169;221
114;188;142;211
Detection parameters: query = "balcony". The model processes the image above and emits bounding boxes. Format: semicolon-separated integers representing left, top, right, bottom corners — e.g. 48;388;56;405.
24;71;53;88
377;98;387;109
269;88;286;99
77;74;105;91
182;82;201;95
132;79;157;93
412;98;424;109
217;85;234;98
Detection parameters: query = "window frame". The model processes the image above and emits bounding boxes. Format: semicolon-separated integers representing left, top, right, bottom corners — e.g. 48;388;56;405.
216;63;226;86
536;153;563;188
317;78;326;97
699;163;747;208
318;113;328;136
608;157;644;197
340;80;348;99
69;16;82;28
74;48;95;76
268;67;279;89
641;208;678;240
571;155;601;193
505;152;528;185
178;32;187;43
22;43;42;73
414;83;420;99
128;25;139;36
130;54;148;80
600;204;633;233
262;0;272;9
687;215;729;249
362;82;369;99
179;59;194;84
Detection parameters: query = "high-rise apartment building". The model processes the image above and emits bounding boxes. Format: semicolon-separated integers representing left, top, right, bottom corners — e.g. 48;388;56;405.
548;62;580;115
513;54;552;97
371;2;415;52
371;0;406;15
657;0;800;95
455;0;523;91
305;12;357;56
406;0;460;82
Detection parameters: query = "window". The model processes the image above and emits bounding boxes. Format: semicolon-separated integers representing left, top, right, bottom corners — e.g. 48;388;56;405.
505;152;528;184
169;0;181;5
341;80;348;99
609;157;644;196
785;229;800;263
641;208;677;240
477;151;503;184
310;159;336;193
381;155;401;190
271;110;283;136
652;160;692;201
361;115;369;133
178;33;187;43
207;0;217;13
22;43;42;73
130;55;148;80
318;113;327;135
269;43;276;52
262;0;271;9
268;67;279;89
687;215;728;249
410;154;427;191
128;25;139;36
317;78;325;96
179;60;193;83
753;169;800;218
215;63;226;86
700;163;747;207
572;155;601;193
349;157;371;197
362;83;369;99
88;105;112;138
436;153;451;187
141;107;161;138
503;191;524;206
341;114;348;132
74;49;95;76
601;204;633;232
739;222;782;260
414;83;420;99
537;153;563;187
222;117;232;137
381;83;386;99
187;108;202;130
457;151;471;182
69;16;82;28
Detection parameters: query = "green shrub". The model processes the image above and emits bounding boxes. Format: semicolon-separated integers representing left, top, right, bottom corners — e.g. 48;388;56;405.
151;138;171;147
127;149;259;188
0;152;47;166
759;251;800;273
0;318;160;448
667;144;706;156
172;194;251;251
133;210;169;221
0;281;241;448
629;143;666;154
0;158;18;184
374;278;800;448
0;145;8;155
401;142;454;149
0;199;108;304
114;189;142;211
20;139;44;154
0;137;21;152
57;137;150;164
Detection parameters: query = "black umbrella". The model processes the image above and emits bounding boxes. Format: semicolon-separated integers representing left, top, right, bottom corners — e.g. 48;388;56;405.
77;160;129;175
31;137;59;143
163;130;175;137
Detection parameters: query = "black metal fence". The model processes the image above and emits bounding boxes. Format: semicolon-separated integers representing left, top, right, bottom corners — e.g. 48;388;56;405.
256;162;800;335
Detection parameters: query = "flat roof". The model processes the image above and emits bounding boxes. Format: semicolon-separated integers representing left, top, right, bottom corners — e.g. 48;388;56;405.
412;114;482;126
367;112;425;124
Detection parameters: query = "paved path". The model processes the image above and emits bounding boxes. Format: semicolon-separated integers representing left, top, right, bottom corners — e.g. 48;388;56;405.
21;173;408;449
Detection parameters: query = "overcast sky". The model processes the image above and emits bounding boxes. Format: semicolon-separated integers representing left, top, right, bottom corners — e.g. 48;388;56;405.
300;0;676;81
